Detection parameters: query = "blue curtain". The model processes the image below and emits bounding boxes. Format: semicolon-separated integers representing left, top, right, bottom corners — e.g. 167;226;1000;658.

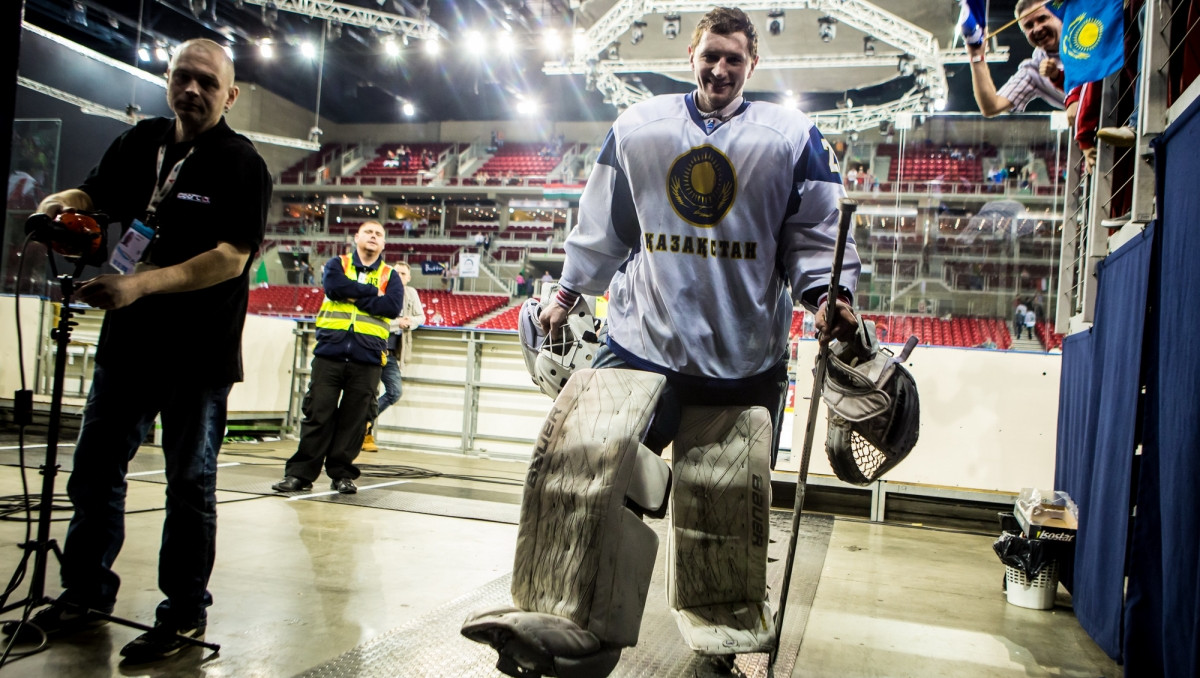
1054;225;1153;660
1055;330;1095;594
1124;93;1200;678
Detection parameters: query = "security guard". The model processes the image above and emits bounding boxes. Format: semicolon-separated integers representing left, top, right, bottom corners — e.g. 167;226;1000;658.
273;220;403;494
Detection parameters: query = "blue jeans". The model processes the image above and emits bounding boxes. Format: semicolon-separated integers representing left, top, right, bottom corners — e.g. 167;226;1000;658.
61;364;230;627
375;351;403;420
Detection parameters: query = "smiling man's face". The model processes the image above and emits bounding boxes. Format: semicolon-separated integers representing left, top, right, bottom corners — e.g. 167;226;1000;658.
1020;6;1062;54
689;30;758;113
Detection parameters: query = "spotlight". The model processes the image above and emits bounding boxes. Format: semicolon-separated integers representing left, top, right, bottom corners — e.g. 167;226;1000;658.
308;126;323;143
300;41;317;59
328;21;343;41
818;16;837;43
630;21;646;45
542;29;562;53
383;36;400;57
106;12;120;30
606;42;620;60
516;98;541;116
188;0;206;18
259;39;275;59
402;102;415;117
155;43;170;61
497;32;515;55
933;97;948;111
863;36;876;56
914;68;930;90
262;3;279;28
897;54;915;76
466;30;486;56
138;45;151;62
663;14;681;40
423;37;440;56
585;71;597;92
767;10;785;37
572;29;588;54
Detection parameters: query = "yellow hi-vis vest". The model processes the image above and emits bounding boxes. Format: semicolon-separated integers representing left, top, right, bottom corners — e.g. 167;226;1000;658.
315;255;394;358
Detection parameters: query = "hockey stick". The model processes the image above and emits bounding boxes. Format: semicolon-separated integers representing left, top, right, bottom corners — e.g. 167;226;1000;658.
770;197;857;669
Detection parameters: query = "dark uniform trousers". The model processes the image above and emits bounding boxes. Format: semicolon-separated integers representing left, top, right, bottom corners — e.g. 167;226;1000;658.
286;355;383;482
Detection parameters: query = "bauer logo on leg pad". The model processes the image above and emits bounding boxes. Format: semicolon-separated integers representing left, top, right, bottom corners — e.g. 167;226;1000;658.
667;406;776;654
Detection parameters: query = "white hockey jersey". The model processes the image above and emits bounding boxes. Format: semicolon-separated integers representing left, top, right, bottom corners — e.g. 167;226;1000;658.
561;93;860;382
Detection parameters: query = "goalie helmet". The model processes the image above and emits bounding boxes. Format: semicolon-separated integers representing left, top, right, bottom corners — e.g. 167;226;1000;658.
518;295;602;398
821;319;921;486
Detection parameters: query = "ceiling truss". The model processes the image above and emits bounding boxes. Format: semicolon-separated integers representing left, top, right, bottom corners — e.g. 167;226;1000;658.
553;0;978;132
239;0;445;40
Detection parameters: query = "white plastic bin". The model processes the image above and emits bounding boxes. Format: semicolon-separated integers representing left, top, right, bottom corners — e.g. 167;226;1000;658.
1005;560;1059;610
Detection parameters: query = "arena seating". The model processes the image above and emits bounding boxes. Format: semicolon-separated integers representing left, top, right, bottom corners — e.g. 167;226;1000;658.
248;285;509;328
474;143;561;185
247;285;325;317
420;291;509;327
474;304;522;330
279;143;353;184
1035;320;1064;351
857;313;1013;349
356;143;453;183
888;152;983;184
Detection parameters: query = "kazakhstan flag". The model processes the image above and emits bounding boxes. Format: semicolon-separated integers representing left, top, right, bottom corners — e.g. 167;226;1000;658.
1060;0;1125;93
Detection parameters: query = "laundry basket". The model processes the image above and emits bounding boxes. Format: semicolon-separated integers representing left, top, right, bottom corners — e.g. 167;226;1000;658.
1005;560;1059;610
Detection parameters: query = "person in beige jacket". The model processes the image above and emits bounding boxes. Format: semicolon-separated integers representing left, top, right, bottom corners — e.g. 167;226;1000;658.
363;262;424;451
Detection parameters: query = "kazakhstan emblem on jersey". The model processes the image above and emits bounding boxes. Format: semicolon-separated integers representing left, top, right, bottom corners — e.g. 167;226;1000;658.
667;145;737;228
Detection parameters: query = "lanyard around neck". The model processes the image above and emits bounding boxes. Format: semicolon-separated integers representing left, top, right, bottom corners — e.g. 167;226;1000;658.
147;144;195;215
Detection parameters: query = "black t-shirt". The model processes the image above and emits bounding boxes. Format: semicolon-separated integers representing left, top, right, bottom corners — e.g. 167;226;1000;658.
79;117;272;385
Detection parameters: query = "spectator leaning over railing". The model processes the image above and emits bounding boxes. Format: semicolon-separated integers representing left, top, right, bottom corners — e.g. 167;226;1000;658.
967;0;1066;117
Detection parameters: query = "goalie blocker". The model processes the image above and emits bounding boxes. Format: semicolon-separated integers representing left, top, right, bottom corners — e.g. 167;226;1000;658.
463;369;776;677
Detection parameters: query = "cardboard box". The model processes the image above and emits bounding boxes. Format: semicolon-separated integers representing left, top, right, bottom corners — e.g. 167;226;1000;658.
1014;489;1079;544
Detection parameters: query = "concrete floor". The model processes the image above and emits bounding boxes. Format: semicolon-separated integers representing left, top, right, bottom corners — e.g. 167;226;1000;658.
0;439;1119;678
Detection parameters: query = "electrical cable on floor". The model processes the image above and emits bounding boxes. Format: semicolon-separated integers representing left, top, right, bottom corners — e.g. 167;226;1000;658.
216;450;525;487
358;463;524;487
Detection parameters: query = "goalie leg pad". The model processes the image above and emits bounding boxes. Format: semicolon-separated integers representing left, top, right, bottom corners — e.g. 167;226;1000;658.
666;406;775;655
462;368;671;676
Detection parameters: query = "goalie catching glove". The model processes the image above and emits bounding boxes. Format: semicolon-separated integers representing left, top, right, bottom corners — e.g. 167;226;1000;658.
821;318;921;486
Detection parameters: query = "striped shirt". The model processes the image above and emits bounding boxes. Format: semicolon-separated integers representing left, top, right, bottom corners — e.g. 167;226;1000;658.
998;47;1066;112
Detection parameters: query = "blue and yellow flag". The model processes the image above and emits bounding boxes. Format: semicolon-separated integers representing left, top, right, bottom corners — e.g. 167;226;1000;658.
1059;0;1125;93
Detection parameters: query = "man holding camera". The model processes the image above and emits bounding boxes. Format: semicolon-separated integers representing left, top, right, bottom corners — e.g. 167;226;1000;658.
4;39;271;662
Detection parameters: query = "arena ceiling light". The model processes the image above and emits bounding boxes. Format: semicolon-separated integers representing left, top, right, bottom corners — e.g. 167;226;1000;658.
402;101;415;116
155;43;169;61
818;16;837;43
516;98;541;116
300;41;317;59
259;38;275;59
497;31;516;55
542;29;562;54
630;20;646;45
767;10;785;37
663;14;681;40
423;36;440;56
863;36;876;56
465;30;486;56
383;35;400;57
138;45;151;62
